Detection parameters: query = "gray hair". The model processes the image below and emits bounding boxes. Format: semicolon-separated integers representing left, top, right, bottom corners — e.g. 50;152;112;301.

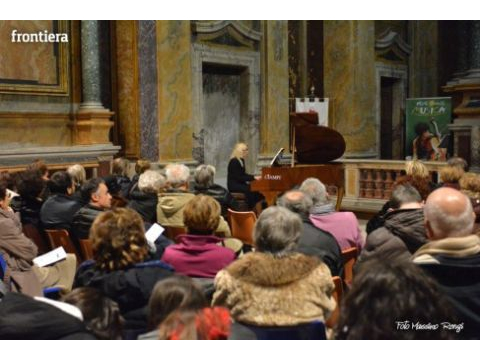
299;177;328;205
390;184;422;209
67;164;86;187
194;164;216;188
254;206;302;255
424;191;474;238
165;164;190;188
138;170;166;194
277;190;313;217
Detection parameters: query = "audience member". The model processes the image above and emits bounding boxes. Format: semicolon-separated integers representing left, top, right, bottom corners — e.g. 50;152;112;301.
447;156;469;171
277;190;343;277
158;307;231;340
62;287;124;340
27;159;49;181
193;164;238;218
157;164;231;236
111;157;131;198
161;195;236;278
439;163;464;189
103;174;128;208
129;170;165;225
212;206;335;326
72;178;112;245
128;159;152;196
357;185;427;267
300;178;364;251
73;208;174;338
335;257;458;339
138;275;207;339
0;182;76;296
67;164;88;205
40;171;83;232
459;172;480;234
412;187;480;338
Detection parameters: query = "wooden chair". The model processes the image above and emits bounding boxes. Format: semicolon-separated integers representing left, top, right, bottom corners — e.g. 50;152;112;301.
227;209;257;246
79;239;94;260
341;247;358;286
22;224;51;255
326;276;344;328
44;229;81;263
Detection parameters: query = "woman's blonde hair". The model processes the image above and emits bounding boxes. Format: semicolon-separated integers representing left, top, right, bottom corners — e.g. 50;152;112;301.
405;160;429;179
135;159;151;175
183;194;221;235
230;142;248;159
90;208;149;271
439;165;465;184
67;164;87;187
460;172;480;196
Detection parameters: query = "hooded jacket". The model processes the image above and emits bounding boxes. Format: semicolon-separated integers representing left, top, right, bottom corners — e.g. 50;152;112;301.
357;208;427;267
156;191;231;236
161;234;235;278
128;188;158;225
212;252;335;326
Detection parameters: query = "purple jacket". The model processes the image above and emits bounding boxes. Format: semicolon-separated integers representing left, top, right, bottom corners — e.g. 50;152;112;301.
161;234;235;278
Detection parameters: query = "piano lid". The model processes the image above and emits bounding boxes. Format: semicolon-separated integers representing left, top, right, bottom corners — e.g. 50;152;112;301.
290;112;346;164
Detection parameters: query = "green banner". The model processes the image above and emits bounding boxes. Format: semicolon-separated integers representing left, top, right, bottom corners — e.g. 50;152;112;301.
405;97;452;161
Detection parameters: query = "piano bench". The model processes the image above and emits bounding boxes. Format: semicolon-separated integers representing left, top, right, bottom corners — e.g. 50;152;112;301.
231;193;250;212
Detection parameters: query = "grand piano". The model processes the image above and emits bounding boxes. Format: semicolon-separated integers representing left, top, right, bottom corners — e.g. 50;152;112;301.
251;112;346;210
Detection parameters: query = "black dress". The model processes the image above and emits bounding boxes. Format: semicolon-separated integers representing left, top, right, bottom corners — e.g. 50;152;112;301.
227;158;263;209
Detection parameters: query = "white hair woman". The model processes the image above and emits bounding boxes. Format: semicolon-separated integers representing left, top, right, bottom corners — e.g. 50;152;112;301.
227;142;263;210
128;170;166;225
212;206;335;327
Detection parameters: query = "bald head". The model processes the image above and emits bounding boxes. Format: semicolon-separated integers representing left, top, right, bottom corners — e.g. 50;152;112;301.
277;190;313;217
424;187;475;240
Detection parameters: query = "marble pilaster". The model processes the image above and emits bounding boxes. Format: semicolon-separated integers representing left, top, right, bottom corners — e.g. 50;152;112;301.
324;20;377;157
156;21;193;162
461;21;480;83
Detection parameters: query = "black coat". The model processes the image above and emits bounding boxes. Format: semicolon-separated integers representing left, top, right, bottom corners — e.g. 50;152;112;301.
71;204;104;247
40;194;84;232
194;183;238;217
227;158;254;193
128;189;158;224
296;217;344;277
10;196;43;228
0;292;95;339
74;260;174;339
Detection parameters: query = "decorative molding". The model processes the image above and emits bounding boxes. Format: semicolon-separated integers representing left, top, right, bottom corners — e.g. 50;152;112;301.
192;21;262;42
375;29;412;62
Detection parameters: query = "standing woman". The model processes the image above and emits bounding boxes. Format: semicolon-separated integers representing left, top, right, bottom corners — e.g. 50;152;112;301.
227;143;263;210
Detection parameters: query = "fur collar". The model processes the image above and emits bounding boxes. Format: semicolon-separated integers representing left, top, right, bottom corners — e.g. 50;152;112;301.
225;252;321;286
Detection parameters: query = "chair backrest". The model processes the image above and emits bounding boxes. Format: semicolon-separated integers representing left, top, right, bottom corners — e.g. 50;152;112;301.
44;229;81;263
341;247;358;285
79;239;94;260
326;276;343;328
230;193;249;212
240;321;327;340
227;209;257;246
22;224;51;255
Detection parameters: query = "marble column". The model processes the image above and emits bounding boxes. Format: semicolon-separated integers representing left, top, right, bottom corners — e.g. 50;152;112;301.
74;20;113;145
447;21;470;84
461;21;480;83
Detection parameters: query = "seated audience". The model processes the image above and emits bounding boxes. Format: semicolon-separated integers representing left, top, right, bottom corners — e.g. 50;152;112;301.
335;257;458;339
439;163;465;189
138;275;208;339
0;292;95;339
212;206;335;326
129;170;166;225
27;160;50;200
73;208;174;338
158;307;231;340
72;178;112;244
62;287;124;340
357;185;427;267
161;195;236;278
447;156;469;171
103;175;128;208
111;157;131;198
9;169;46;228
300;178;364;251
157;164;231;236
0;182;76;296
193;164;238;218
227;142;263;210
459;172;480;235
128;159;151;197
67;164;88;205
40;171;83;232
412;187;480;339
277;190;343;277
